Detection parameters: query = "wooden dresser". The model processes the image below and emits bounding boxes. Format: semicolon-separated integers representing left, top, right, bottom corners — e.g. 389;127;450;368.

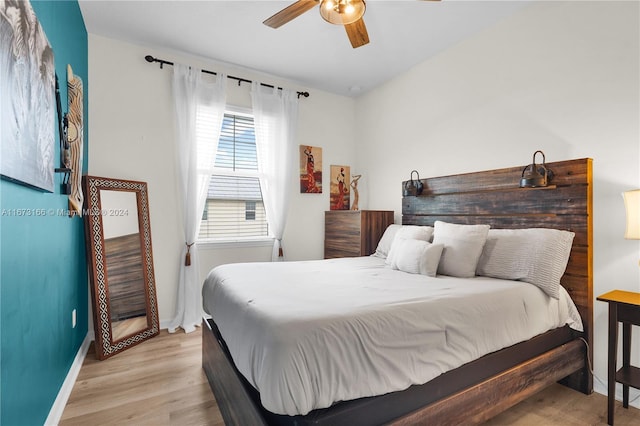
324;210;394;259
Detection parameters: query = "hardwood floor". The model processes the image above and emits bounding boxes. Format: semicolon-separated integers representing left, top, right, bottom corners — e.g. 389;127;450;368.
61;328;639;425
484;383;640;426
60;328;222;426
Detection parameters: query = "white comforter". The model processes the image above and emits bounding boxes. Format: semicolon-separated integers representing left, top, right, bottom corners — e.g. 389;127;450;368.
202;256;582;416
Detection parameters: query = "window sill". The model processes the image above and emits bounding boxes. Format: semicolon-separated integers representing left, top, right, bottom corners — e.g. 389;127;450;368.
197;237;274;249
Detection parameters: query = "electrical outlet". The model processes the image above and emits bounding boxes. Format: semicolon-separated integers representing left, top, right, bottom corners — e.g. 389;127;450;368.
72;309;77;328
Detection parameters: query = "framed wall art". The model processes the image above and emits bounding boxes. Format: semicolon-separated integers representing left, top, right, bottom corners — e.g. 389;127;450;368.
330;165;350;210
1;0;55;192
299;145;322;193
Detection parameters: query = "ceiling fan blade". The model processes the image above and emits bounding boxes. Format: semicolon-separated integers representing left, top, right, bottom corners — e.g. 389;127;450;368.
345;18;369;49
263;0;319;29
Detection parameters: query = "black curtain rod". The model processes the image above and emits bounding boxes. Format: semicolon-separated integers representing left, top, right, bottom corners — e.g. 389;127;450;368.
144;55;310;99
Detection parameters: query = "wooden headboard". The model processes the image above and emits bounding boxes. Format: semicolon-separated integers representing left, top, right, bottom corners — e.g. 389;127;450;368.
402;158;593;388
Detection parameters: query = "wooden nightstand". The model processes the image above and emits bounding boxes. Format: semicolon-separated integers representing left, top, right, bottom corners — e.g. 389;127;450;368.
596;290;640;425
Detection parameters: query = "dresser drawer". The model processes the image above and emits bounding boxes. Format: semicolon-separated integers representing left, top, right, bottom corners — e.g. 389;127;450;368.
324;210;393;259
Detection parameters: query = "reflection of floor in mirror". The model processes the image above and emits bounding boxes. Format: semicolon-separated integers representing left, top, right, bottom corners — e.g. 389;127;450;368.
111;316;148;341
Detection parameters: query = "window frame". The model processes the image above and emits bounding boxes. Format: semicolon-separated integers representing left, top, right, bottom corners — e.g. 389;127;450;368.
197;105;272;247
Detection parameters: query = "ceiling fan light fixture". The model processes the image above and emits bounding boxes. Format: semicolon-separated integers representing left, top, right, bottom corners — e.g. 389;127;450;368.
320;0;366;25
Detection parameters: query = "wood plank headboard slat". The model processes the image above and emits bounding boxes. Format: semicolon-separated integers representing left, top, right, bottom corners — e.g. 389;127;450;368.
413;159;590;195
404;185;589;217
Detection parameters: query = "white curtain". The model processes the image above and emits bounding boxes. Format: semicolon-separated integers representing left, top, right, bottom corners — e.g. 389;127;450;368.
251;82;299;261
168;64;227;333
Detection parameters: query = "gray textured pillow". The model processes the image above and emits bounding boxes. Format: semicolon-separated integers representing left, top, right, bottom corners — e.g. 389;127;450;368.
389;239;444;277
432;221;490;278
476;228;575;299
385;225;435;265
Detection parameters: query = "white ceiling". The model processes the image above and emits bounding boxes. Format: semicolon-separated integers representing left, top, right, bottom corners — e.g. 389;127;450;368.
78;0;530;97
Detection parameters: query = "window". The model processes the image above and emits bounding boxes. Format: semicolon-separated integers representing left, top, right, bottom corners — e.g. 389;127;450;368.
245;201;256;221
198;111;269;241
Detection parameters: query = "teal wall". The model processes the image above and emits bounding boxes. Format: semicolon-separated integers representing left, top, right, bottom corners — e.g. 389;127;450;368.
1;1;88;425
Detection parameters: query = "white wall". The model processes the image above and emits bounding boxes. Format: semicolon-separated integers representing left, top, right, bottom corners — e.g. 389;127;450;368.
355;1;639;404
88;35;357;326
100;190;139;239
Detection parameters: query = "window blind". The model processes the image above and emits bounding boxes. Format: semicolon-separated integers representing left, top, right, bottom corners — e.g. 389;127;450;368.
198;113;269;240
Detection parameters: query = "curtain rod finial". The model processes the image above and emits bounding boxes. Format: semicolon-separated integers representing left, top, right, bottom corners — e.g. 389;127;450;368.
145;55;155;63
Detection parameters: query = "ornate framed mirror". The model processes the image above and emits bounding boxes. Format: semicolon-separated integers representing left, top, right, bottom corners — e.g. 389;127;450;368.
82;176;159;359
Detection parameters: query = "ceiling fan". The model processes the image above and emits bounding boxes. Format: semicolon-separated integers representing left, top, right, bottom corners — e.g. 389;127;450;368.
263;0;440;49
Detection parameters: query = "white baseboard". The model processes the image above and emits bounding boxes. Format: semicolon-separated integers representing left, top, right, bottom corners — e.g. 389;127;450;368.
44;332;93;426
594;376;640;409
160;318;172;330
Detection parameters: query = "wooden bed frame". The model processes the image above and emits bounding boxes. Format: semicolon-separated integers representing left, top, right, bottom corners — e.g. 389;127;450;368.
202;158;593;425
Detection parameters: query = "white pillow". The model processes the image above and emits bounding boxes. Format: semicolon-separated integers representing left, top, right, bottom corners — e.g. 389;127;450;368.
389;239;444;277
373;224;402;258
385;225;434;265
476;228;575;299
432;221;490;278
394;225;434;242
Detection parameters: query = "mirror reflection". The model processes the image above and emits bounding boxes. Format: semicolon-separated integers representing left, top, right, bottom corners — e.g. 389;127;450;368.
100;190;148;341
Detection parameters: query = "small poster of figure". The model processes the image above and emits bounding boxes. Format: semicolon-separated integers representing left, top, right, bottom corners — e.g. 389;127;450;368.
330;165;350;210
300;145;322;193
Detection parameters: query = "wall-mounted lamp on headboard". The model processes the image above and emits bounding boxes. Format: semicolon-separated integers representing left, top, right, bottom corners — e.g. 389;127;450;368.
403;170;424;197
519;150;554;188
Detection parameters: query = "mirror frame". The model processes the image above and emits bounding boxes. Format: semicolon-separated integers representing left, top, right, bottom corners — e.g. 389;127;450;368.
82;175;159;360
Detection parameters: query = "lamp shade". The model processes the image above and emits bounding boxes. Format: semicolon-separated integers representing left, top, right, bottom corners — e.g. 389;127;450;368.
320;0;366;25
623;189;640;239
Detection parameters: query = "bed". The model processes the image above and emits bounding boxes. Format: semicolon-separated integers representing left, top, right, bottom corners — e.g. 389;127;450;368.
202;158;593;425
